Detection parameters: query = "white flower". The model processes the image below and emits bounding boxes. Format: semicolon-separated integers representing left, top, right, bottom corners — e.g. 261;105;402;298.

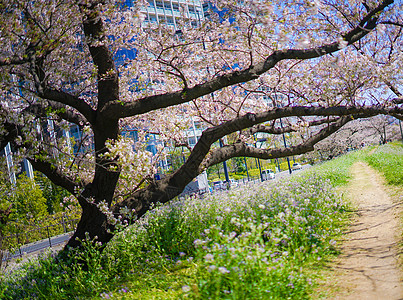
182;285;191;292
218;267;230;274
338;37;348;49
208;265;217;272
204;254;214;261
193;239;203;246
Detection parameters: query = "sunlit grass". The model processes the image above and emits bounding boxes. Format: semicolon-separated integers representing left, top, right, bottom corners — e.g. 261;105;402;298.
2;143;401;299
364;142;403;185
1;174;350;299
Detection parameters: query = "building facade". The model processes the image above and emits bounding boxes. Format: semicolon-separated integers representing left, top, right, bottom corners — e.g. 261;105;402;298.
140;0;206;29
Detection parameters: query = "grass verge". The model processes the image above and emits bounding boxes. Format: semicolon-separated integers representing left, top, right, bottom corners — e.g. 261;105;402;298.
363;142;403;185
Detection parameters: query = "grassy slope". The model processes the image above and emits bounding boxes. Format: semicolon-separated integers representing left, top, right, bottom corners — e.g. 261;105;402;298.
1;143;401;300
363;143;403;185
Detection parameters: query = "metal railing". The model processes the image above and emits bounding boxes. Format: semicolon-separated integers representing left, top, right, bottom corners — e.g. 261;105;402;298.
1;215;79;261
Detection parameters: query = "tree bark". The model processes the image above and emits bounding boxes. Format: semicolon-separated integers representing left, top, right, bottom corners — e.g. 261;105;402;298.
66;204;113;248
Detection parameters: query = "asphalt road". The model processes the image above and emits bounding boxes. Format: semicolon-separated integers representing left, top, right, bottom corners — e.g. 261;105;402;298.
3;232;72;261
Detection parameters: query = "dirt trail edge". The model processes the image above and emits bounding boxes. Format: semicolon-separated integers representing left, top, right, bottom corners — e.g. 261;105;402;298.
330;162;403;300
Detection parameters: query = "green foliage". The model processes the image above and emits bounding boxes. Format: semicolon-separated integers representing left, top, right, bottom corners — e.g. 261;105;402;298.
0;237;120;299
230;157;246;173
0;170;13;217
182;175;347;299
11;175;48;221
302;143;403;188
34;172;71;214
208;158;302;182
167;148;188;173
193;225;311;299
0;173;49;230
0;172;78;252
1;210;80;249
0;173;48;257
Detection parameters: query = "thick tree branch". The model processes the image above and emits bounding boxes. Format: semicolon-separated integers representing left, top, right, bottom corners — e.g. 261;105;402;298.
391;113;403;121
23;101;88;127
28;158;80;196
0;119;19;151
0;109;81;195
40;89;96;123
46;100;89;126
384;80;402;97
25;41;96;124
79;1;119;111
0;56;29;66
102;0;393;119
384;81;403;104
392;97;403;104
249;117;341;135
203;117;353;169
0;104;34;150
112;103;402;220
28;58;95;124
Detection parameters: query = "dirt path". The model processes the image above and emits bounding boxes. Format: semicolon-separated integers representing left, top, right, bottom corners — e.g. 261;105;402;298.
330;162;403;299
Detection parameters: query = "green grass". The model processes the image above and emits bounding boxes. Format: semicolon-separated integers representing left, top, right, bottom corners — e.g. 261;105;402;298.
105;174;350;299
363;142;403;185
1;143;401;299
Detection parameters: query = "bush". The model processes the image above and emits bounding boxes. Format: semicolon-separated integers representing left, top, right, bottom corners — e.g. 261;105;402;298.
35;172;72;214
0;174;49;250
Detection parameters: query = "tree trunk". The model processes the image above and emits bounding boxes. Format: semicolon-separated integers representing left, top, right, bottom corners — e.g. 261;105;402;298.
65;204;113;249
64;119;121;249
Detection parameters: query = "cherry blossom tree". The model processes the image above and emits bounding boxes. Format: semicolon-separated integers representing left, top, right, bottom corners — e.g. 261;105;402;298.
0;0;402;248
305;116;401;161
